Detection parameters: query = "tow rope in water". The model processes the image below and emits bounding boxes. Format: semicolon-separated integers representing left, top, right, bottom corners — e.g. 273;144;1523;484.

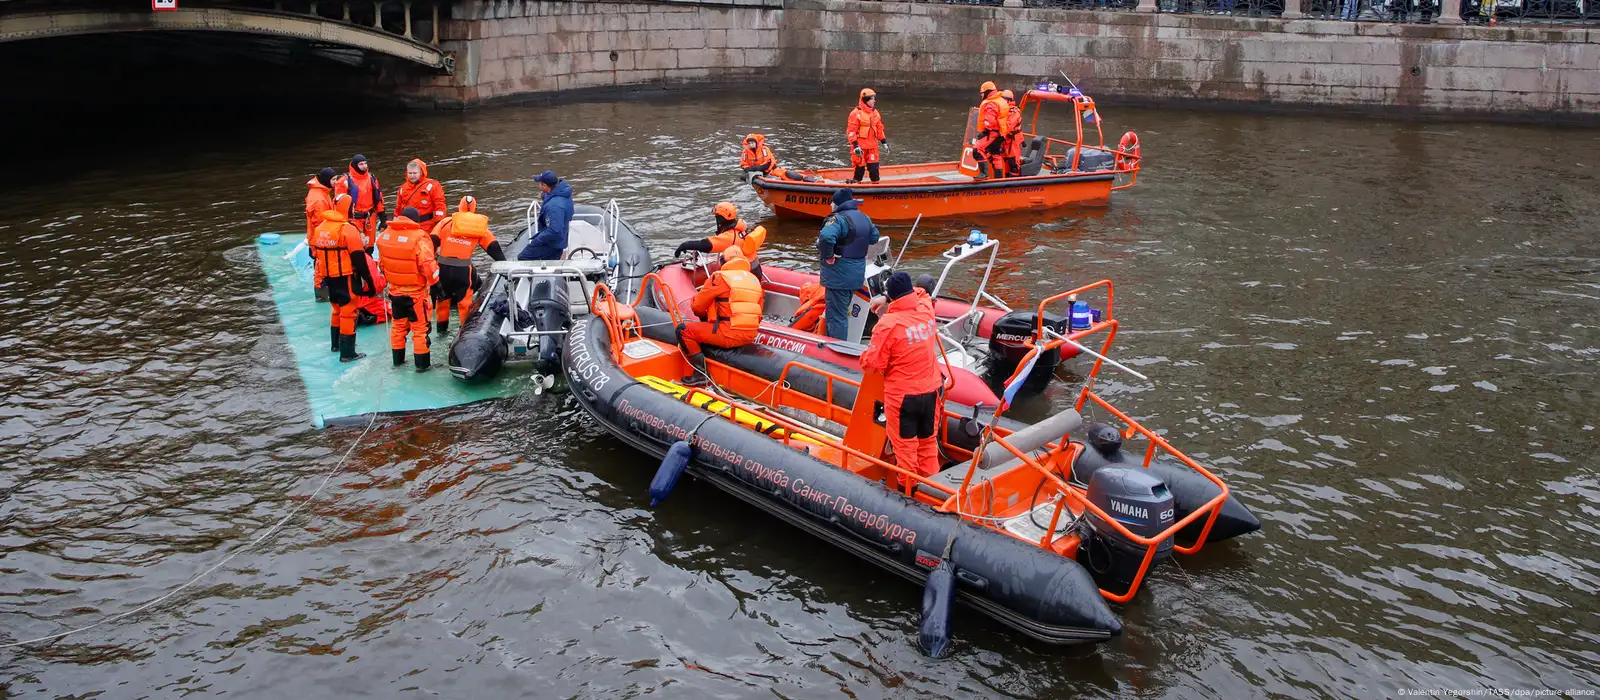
1;304;392;650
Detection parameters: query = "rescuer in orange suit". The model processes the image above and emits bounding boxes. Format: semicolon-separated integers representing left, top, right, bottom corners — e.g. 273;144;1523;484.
739;134;820;182
673;202;768;277
861;271;944;486
972;82;1011;179
1002;89;1024;177
304;167;338;238
430;195;506;336
335;154;385;246
847;88;887;184
304;167;340;303
354;253;389;326
309;205;378;363
395;158;447;231
677;246;764;386
376;207;441;372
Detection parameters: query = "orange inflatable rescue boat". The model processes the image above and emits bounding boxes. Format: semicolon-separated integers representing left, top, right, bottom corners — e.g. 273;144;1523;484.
749;87;1142;222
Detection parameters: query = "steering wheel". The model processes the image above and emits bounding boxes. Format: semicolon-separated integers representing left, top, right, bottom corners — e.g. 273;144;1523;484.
566;247;600;261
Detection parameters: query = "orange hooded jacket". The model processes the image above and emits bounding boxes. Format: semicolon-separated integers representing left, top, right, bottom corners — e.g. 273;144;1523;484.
395;159;447;229
860;290;943;398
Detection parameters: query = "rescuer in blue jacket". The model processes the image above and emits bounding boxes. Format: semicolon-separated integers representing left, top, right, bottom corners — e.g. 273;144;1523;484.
518;170;573;261
815;188;880;341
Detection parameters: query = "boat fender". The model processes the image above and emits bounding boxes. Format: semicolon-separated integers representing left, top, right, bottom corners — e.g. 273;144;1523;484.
1071;423;1128;485
648;441;695;508
648;411;719;507
918;535;959;659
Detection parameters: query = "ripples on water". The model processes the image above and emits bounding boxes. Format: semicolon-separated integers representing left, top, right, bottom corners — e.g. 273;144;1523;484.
1;96;1597;698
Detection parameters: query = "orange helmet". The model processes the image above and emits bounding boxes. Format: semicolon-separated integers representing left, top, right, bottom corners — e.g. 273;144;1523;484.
980;81;997;94
860;87;876;102
458;195;477;213
714;201;739;220
1001;89;1015;101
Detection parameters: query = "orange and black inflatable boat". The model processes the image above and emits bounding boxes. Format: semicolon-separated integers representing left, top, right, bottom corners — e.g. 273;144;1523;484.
749;89;1142;222
562;271;1259;645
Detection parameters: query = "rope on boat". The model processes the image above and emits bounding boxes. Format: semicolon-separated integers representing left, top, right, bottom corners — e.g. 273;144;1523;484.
1;310;394;650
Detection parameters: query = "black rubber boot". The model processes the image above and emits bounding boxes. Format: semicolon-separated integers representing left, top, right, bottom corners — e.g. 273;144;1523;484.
392;349;406;367
330;326;341;352
682;353;709;387
436;319;449;337
414;352;432;373
338;334;366;363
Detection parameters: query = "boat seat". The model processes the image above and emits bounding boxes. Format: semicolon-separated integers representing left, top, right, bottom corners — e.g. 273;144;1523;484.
562;220;609;261
1019;136;1047;177
914;408;1083;500
820;341;866;357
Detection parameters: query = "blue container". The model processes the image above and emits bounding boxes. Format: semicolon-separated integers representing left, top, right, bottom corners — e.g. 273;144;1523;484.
1070;300;1094;331
257;232;281;245
967;229;986;247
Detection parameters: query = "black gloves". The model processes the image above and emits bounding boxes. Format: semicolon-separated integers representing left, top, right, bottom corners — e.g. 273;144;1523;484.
430;283;445;302
675;239;713;257
349;250;376;297
485;241;507;262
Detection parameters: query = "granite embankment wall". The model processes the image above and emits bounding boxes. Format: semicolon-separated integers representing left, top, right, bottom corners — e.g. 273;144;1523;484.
393;0;1600;120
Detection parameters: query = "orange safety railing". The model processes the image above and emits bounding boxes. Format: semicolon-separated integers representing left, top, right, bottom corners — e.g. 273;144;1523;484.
943;326;1228;603
766;360;960;499
1021;89;1141;189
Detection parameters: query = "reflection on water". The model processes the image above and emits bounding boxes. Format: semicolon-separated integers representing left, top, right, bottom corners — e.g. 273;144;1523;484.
1;94;1597;698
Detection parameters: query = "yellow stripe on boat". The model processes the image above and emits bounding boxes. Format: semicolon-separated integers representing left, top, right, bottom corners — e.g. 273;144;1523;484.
638;375;826;449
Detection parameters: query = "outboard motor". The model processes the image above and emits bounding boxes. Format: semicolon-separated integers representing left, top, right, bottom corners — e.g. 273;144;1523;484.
1071;423;1128;486
1077;466;1176;593
986;310;1067;389
528;276;571;374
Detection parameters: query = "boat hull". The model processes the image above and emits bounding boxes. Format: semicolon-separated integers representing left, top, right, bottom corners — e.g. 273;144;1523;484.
752;161;1117;222
563;314;1122;644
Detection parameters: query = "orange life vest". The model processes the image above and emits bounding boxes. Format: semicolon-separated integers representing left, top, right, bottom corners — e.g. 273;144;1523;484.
981;94;1011;136
848;106;885;150
792;282;826;334
310;210;361;279
435;211;494;266
374;218;439;290
711;257;763;332
706;220;767;261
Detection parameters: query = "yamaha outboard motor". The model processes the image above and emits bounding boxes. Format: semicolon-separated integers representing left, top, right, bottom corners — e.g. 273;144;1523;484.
1071;423;1128;485
448;284;510;381
1077;466;1176;593
528;276;571;375
986;310;1067;390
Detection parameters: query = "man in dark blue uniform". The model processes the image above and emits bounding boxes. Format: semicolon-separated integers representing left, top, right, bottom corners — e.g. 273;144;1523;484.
815;188;880;341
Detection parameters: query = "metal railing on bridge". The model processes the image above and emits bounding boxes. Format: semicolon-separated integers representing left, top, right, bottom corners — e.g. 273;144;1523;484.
217;0;448;45
899;0;1597;24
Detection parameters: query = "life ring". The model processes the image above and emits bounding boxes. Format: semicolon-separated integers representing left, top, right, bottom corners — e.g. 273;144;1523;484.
1116;131;1141;171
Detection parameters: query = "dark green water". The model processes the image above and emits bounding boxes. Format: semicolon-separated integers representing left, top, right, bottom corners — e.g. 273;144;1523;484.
1;94;1596;698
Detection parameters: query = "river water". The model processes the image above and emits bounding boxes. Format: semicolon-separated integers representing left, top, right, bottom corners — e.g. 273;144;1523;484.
2;94;1596;699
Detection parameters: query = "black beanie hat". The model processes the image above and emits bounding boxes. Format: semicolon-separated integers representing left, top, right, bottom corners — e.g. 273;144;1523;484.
400;207;420;220
832;188;855;208
350;154;368;169
915;273;936;293
316;167;336;188
887;272;913;301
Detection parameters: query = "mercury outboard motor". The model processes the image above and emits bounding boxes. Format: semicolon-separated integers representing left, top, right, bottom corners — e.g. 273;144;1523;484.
986;310;1067;389
448;285;510;381
1071;423;1128;485
1077;466;1176;593
528;276;571;375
